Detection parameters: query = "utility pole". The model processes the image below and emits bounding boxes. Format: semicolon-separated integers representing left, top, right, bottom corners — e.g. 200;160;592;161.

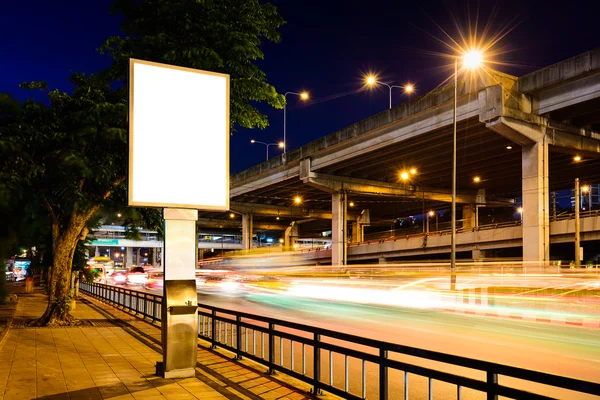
575;178;581;268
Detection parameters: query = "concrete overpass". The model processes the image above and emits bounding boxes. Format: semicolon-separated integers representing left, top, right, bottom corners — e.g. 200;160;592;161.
198;211;600;267
202;49;600;264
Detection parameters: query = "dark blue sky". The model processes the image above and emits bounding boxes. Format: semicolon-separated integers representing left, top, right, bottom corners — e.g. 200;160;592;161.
2;0;598;174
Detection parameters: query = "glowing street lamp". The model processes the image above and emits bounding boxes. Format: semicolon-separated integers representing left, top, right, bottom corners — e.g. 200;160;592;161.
365;75;415;109
451;49;484;272
283;91;309;159
250;139;284;161
294;196;302;205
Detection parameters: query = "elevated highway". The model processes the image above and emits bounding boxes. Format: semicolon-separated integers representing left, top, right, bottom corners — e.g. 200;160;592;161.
197;48;600;264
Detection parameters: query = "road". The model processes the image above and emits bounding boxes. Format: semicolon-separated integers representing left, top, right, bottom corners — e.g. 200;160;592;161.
126;268;600;399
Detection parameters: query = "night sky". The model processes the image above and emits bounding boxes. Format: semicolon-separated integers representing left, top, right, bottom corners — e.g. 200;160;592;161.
1;0;598;174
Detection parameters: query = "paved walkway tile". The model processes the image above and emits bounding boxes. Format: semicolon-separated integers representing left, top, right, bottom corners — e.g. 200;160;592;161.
0;288;316;400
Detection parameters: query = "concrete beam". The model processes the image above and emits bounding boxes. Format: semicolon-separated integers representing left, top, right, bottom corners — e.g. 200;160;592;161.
518;48;600;94
197;218;287;231
483;102;600;156
230;201;359;221
300;159;513;205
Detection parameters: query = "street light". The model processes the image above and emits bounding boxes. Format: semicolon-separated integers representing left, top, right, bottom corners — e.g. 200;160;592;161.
451;49;484;273
250;139;284;161
283;91;309;158
365;75;415;109
427;210;439;233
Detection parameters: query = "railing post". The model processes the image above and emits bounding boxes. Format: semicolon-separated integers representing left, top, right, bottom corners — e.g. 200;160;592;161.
152;297;157;322
211;310;217;349
268;322;275;374
380;348;388;400
312;333;321;395
487;371;498;400
143;294;148;318
235;316;242;360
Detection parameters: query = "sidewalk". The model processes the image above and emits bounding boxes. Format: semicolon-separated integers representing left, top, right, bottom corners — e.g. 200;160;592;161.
0;286;314;400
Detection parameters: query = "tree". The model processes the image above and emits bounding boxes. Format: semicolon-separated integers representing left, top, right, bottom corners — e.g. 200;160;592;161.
0;0;286;324
100;0;286;131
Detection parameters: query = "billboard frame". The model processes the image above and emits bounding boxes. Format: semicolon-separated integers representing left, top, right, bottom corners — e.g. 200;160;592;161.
128;58;230;211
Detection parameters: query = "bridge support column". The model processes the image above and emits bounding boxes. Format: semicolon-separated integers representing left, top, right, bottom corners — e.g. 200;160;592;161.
126;247;133;268
462;205;477;230
95;246;100;257
242;214;253;250
284;222;298;248
472;249;487;261
152;249;158;266
332;192;347;265
378;257;387;264
351;222;364;244
522;141;550;264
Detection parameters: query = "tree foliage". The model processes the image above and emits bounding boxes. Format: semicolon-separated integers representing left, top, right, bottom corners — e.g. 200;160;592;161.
0;0;286;324
100;0;286;131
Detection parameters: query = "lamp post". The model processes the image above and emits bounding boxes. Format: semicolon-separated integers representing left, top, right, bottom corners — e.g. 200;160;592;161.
575;178;581;268
365;76;414;109
451;50;483;273
283;91;309;158
427;211;438;233
250;140;284;161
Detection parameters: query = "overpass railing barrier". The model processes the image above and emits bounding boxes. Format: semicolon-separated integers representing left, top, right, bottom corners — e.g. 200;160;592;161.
79;282;600;400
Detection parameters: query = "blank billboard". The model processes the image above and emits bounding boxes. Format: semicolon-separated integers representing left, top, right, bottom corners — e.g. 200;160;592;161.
129;59;229;210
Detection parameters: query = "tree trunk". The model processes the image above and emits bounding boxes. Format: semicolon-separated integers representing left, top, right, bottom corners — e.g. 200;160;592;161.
34;211;95;326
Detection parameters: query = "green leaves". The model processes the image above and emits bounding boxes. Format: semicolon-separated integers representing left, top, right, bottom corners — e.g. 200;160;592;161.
101;0;286;131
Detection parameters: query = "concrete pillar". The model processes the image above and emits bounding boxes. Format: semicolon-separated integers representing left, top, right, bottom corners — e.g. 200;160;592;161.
378;256;387;264
522;141;550;263
284;222;298;248
94;246;100;257
351;222;363;244
135;248;141;265
152;248;158;266
126;247;133;268
472;249;487;260
332;192;347;265
242;214;253;250
462;205;476;229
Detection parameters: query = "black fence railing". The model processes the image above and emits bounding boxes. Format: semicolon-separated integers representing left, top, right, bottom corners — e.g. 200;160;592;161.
79;282;600;400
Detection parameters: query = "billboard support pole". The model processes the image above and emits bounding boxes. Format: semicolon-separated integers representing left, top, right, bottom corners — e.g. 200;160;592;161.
161;208;198;378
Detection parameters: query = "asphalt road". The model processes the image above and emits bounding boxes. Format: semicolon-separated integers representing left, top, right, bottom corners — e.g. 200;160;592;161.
196;290;600;399
120;269;600;399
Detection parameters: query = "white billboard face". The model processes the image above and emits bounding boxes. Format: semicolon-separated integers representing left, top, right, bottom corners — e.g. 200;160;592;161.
129;59;229;210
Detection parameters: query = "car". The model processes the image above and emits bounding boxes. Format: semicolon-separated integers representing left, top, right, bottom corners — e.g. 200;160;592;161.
110;270;128;285
126;266;147;286
145;271;164;290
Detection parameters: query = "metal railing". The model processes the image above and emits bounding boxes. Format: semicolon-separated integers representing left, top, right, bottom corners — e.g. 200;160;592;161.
80;282;600;400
